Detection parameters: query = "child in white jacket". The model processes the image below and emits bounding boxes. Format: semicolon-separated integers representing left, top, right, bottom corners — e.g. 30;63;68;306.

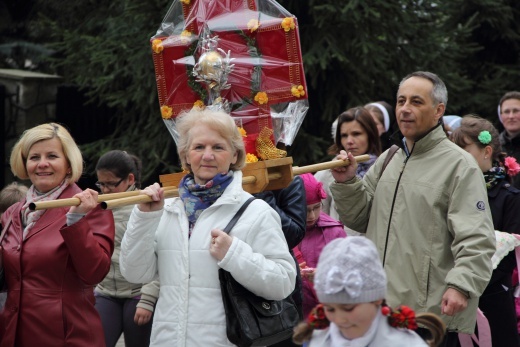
293;237;445;347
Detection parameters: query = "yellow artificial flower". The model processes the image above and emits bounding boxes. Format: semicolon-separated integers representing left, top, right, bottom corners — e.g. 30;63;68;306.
180;30;192;44
161;105;173;119
254;92;268;105
180;0;190;4
246;153;259;163
152;39;164;54
291;85;305;98
281;17;295;32
193;100;205;109
238;127;247;137
247;19;260;33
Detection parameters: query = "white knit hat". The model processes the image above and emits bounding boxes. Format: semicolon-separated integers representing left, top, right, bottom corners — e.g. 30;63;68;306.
314;237;387;304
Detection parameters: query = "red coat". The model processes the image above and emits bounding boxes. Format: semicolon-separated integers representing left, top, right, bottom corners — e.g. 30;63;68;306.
0;184;115;347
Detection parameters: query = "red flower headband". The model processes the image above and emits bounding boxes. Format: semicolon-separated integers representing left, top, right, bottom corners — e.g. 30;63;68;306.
307;304;330;330
381;304;418;330
307;303;418;331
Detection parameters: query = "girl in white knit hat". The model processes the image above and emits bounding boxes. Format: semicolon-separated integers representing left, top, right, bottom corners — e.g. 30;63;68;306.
293;236;445;347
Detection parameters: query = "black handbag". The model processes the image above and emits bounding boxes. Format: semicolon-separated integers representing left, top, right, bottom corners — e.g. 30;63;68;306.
219;197;300;347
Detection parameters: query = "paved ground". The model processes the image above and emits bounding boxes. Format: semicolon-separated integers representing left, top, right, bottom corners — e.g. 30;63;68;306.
116;336;125;347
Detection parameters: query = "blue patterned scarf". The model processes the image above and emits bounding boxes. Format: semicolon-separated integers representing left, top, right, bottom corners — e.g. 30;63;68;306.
179;171;234;226
356;153;378;178
484;165;506;190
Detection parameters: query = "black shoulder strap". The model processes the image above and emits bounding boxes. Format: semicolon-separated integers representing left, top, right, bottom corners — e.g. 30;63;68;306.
379;145;399;178
222;197;256;234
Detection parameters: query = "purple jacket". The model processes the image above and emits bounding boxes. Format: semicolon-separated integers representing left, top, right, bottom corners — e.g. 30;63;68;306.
295;212;346;318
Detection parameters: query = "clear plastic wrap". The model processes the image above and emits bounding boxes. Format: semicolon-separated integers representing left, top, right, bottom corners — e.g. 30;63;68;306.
151;0;308;158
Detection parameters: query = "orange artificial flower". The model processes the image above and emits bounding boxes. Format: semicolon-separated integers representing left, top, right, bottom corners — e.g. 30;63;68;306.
281;17;295;32
254;92;268;105
161;105;173;119
180;30;192;44
152;39;164;54
291;85;305;98
193;100;205;109
246;153;259;163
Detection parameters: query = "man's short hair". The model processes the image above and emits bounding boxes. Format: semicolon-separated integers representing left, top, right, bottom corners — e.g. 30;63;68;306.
399;71;448;108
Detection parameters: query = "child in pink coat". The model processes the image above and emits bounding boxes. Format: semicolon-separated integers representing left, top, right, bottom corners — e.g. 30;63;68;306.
294;173;346;318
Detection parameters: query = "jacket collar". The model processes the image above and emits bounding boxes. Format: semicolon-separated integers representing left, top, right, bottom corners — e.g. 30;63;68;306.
399;122;446;157
24;184;82;241
487;179;517;198
316;212;343;228
499;131;520;146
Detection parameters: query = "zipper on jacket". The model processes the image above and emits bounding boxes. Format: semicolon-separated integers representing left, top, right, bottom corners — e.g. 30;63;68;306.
382;143;413;267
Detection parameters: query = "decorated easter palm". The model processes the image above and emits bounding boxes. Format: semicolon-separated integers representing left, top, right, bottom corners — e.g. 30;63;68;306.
150;0;308;160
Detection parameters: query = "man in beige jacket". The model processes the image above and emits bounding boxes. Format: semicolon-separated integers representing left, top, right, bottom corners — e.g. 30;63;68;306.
330;71;495;347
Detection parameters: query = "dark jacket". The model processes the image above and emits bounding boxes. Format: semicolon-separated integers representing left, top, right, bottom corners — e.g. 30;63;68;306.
487;180;520;287
480;179;520;347
0;184;115;347
499;131;520;189
255;176;306;322
258;176;306;248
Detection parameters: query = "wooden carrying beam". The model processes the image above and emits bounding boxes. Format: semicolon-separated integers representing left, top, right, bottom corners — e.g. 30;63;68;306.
31;154;370;210
30;186;179;211
104;155;369;209
159;157;294;194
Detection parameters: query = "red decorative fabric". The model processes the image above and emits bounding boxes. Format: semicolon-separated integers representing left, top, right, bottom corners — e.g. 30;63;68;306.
151;0;307;141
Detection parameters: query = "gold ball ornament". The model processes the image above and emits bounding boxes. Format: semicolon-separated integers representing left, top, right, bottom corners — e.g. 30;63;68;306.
198;51;223;80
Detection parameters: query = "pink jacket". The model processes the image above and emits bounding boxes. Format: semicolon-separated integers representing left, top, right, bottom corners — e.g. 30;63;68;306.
294;212;346;318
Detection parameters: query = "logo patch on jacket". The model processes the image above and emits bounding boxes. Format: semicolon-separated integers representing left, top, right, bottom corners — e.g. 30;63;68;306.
476;201;485;211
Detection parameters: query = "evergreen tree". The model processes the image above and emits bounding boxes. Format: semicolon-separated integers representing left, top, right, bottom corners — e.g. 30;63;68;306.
1;0;519;184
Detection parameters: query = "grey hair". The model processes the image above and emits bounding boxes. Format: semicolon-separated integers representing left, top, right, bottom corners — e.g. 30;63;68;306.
398;71;448;108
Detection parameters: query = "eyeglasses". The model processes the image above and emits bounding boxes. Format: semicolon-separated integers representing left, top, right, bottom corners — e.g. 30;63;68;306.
95;177;125;189
501;108;520;116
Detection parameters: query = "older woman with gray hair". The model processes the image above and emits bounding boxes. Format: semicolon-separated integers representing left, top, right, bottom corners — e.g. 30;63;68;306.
120;109;296;346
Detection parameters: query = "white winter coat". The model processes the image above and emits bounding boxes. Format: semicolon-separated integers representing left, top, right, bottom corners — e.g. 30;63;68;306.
120;171;297;346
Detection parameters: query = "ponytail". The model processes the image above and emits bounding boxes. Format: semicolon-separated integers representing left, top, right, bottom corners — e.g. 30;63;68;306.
381;301;445;347
416;313;446;347
292;304;329;345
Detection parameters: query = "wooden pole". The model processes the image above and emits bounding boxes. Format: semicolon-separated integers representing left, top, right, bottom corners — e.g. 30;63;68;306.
29;186;178;211
31;154;370;211
101;154;369;209
292;154;369;175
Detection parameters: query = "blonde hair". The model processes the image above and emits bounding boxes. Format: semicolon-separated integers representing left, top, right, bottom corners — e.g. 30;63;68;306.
175;109;246;172
0;182;28;213
10;123;83;183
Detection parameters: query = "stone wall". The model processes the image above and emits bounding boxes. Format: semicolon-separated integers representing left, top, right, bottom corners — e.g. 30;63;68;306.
0;69;62;187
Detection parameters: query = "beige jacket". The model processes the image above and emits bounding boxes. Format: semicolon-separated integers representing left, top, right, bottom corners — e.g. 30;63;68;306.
95;198;159;312
330;125;495;333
